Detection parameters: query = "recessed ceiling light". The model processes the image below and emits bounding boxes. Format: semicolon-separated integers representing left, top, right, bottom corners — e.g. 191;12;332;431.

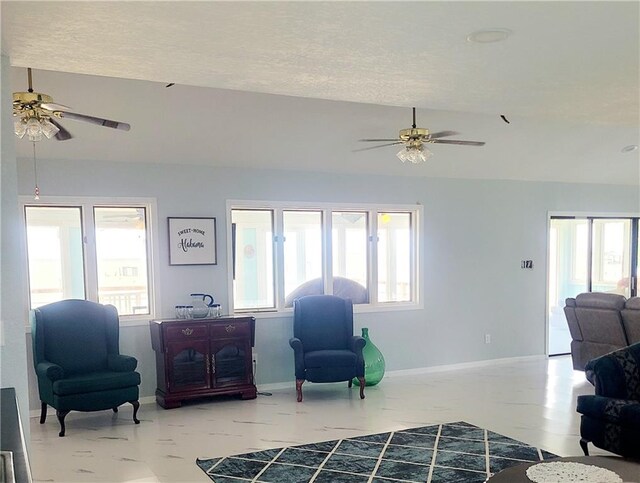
467;28;512;43
621;144;639;153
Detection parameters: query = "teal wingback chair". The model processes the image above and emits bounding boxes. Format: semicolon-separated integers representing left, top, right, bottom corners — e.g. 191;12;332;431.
289;295;366;402
31;299;141;436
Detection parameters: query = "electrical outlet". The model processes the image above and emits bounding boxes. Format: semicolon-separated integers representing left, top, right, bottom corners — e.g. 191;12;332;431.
485;334;491;344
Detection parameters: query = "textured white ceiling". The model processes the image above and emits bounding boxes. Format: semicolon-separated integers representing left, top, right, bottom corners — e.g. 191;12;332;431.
2;1;639;184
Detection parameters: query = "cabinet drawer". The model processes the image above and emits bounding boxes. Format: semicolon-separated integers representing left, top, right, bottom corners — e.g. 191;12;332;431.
210;321;250;339
165;324;208;340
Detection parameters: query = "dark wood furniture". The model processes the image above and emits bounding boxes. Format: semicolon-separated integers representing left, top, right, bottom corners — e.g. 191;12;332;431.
150;316;257;408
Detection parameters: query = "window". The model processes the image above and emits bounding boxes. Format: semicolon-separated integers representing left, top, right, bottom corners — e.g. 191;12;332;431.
231;209;274;310
229;201;420;312
377;212;412;302
94;207;150;315
283;210;323;305
548;215;639;356
25;206;85;307
24;198;156;317
332;211;368;295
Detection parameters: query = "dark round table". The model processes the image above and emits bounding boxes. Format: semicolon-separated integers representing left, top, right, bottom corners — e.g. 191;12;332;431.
487;455;640;482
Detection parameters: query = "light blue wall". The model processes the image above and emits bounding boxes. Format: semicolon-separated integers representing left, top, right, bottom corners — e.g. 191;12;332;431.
1;54;30;438
16;157;640;408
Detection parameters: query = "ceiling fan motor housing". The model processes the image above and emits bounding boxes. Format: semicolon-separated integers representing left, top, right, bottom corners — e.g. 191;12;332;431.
13;91;54;107
399;127;429;141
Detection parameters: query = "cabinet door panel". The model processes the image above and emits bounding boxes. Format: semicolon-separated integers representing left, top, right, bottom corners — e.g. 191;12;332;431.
211;340;252;387
167;339;210;392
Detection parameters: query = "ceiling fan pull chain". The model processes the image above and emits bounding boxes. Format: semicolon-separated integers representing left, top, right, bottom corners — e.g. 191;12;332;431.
32;141;40;200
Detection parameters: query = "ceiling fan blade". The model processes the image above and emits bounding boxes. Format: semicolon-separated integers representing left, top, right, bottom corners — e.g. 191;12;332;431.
49;118;73;141
57;111;131;131
358;138;401;142
428;130;459;139
353;141;404;152
41;102;72;111
431;139;485;146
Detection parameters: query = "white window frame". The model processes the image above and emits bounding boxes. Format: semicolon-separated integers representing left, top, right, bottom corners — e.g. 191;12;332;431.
227;199;422;315
21;195;161;327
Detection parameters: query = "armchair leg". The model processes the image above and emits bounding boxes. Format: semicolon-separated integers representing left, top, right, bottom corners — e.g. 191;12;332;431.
357;377;366;399
112;406;119;413
40;402;47;424
130;400;140;424
580;438;590;456
56;410;70;437
296;379;305;402
348;379;353;388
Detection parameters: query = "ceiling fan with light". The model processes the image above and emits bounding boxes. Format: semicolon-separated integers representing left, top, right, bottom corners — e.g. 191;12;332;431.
356;107;485;164
12;68;131;142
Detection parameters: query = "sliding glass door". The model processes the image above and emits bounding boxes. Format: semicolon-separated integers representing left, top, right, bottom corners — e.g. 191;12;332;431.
548;216;638;355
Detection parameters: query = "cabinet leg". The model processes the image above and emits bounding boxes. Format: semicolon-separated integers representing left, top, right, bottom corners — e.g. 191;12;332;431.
156;393;181;409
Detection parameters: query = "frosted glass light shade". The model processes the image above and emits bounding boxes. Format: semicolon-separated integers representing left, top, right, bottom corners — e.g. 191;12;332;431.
397;145;432;164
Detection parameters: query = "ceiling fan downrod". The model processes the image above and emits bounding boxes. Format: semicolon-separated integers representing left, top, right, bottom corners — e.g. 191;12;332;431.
27;67;33;93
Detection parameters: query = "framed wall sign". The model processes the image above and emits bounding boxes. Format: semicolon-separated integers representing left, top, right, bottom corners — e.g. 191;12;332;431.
168;217;217;265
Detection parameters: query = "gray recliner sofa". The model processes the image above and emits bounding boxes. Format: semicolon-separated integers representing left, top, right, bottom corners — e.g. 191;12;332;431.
564;292;640;370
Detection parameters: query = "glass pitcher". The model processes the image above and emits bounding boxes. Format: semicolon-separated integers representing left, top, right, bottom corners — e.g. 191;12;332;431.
190;293;214;318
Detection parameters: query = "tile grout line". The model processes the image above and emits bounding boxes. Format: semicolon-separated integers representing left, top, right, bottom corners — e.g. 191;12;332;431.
484;428;491;478
425;424;442;483
202;423;552;481
203;457;226;475
367;430;395;483
308;438;344;483
250;447;287;483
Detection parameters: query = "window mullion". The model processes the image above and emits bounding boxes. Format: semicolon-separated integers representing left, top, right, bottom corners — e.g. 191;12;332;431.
83;204;99;303
274;209;285;310
411;210;419;304
369;211;378;305
323;209;332;295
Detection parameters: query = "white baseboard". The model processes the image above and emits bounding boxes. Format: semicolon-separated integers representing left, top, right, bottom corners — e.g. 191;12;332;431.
384;354;546;379
254;354;547;392
29;355;547;416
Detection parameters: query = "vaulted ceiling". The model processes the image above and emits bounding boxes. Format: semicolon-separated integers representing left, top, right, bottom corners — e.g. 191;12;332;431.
2;1;639;184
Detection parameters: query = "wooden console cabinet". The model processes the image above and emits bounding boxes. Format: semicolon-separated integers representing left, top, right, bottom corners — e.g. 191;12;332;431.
150;316;257;408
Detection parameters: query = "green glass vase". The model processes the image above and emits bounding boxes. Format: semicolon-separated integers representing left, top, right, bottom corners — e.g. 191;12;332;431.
354;327;385;386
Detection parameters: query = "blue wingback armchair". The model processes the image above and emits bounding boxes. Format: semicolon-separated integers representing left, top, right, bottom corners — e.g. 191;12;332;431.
31;299;141;436
289;295;366;402
576;342;640;457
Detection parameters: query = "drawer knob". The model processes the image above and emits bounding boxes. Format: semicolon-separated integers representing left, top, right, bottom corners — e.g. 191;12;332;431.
225;325;236;333
181;328;194;336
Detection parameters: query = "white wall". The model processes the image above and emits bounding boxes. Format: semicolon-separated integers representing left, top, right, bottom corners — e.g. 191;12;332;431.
16;157;640;409
1;54;30;438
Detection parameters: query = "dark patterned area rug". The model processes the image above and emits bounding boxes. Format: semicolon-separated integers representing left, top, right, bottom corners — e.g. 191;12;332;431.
196;421;559;482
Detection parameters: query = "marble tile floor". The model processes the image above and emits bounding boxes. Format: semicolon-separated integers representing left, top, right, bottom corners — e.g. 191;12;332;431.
28;355;606;482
